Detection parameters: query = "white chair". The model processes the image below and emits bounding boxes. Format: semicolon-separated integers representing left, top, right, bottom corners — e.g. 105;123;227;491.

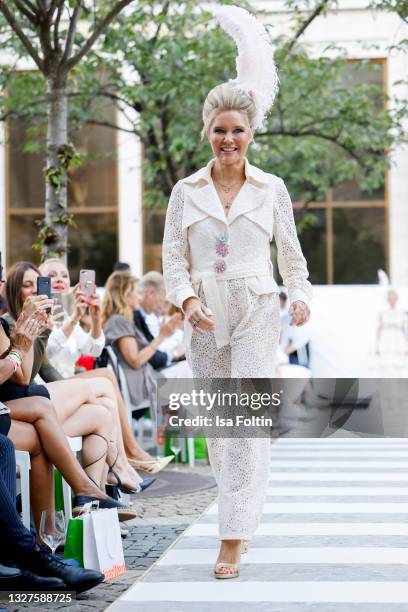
60;436;83;520
105;346;154;445
15;450;31;529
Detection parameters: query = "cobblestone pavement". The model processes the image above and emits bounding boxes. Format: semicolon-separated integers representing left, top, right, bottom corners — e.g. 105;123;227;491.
7;463;217;612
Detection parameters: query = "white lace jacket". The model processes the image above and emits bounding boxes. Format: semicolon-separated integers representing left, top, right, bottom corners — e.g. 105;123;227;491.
162;157;312;347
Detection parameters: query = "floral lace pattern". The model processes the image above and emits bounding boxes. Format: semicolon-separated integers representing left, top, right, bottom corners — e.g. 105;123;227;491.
162;163;312;540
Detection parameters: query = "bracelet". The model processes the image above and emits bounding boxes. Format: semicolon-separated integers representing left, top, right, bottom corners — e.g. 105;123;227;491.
5;357;17;373
5;353;21;373
8;350;22;366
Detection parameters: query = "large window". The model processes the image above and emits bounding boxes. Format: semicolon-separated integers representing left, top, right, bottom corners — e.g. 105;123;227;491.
6;81;118;285
292;59;388;284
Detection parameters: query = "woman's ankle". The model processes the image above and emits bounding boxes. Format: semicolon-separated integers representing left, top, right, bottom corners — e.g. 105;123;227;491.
76;482;105;498
127;450;154;461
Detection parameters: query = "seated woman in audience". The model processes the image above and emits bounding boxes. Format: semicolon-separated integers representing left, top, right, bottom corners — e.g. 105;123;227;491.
0;298;130;528
102;271;177;473
4;261;142;494
39;259;162;472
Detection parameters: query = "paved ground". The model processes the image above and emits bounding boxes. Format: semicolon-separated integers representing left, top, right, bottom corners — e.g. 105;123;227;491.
7;463;217;612
113;436;408;612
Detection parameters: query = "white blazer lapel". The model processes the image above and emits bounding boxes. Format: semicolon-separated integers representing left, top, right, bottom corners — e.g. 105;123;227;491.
183;183;226;228
227;182;268;226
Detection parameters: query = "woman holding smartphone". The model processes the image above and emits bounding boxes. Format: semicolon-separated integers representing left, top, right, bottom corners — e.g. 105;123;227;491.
0;297;130;527
40;258;165;473
4;261;145;497
39;260;104;379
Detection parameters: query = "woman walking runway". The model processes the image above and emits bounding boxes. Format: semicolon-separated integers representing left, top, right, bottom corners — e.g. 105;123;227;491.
163;4;312;579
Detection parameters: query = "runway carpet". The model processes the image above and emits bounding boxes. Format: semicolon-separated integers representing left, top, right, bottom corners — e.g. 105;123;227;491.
113;436;408;612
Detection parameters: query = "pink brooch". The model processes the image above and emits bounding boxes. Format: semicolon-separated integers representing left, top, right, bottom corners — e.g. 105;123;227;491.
215;235;229;258
214;260;226;274
215;236;229;257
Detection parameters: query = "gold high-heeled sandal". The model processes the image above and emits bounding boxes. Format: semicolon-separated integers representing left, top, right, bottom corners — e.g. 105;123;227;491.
128;455;174;474
214;562;240;579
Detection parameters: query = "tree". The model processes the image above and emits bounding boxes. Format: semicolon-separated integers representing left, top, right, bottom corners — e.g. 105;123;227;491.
0;0;135;259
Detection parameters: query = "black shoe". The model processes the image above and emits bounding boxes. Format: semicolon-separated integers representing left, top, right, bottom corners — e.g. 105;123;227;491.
72;494;137;521
0;564;21;580
140;476;156;491
72;494;127;512
38;545;81;568
15;546;104;595
1;566;65;591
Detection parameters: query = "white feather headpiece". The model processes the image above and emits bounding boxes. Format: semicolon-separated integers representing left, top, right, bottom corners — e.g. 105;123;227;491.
203;3;279;130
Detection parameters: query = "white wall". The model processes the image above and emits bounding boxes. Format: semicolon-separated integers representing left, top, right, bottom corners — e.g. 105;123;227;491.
309;285;408;377
117;109;144;277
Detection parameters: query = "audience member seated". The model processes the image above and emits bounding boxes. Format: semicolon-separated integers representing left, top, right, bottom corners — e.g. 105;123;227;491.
0;430;104;592
39;258;164;474
3;261;142;500
134;272;184;369
0;303;130;528
102;272;175;473
39;258;105;379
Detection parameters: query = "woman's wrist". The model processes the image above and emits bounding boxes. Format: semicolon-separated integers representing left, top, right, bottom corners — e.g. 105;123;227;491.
182;297;200;313
5;349;23;372
69;314;80;326
156;333;166;344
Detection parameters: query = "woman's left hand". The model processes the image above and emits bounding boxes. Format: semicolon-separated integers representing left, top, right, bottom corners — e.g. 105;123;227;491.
289;300;310;326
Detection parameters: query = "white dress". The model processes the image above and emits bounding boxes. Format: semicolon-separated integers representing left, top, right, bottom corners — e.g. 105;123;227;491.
162;157;312;540
377;308;408;377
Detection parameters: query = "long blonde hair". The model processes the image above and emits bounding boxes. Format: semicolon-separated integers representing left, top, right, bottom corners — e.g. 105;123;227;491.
102;271;138;326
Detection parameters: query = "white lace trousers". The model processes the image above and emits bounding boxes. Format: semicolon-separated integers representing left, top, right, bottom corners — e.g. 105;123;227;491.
187;279;279;540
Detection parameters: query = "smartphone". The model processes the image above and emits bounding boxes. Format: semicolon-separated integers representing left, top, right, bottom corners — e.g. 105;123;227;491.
37;276;52;313
79;269;95;304
51;291;63;309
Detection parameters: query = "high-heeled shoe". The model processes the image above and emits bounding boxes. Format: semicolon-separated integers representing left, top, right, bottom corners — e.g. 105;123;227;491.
99;434;139;494
72;494;137;522
140;476;156;491
214;562;240;579
241;540;249;554
107;468;139;495
128;455;173;475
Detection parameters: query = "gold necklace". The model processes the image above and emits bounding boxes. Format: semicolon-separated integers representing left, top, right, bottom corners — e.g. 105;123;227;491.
214;178;244;194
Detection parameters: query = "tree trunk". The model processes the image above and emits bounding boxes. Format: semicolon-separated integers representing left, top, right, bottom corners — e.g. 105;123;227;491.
45;74;68;261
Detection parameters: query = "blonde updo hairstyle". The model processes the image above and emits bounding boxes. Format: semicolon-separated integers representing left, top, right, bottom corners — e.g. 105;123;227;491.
201;82;256;140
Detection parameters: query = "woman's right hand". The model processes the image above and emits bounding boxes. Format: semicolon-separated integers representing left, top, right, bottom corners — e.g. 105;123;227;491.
21;295;54;321
183;298;215;334
72;284;88;321
11;312;47;354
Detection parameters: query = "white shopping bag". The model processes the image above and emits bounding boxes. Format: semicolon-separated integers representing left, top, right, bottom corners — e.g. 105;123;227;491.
82;508;126;580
